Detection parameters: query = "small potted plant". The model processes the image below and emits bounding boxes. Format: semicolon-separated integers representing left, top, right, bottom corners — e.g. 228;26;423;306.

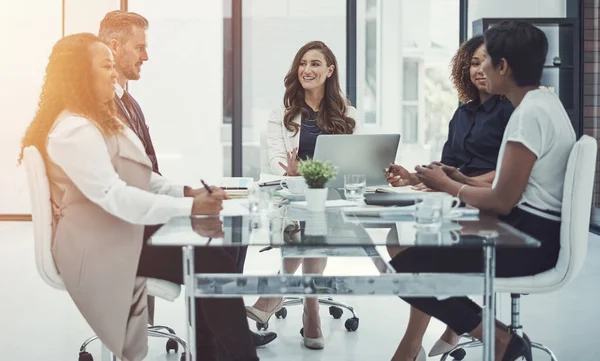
298;159;337;212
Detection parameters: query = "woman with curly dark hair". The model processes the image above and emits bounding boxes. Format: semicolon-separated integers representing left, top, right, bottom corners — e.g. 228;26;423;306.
385;35;514;361
386;34;514;192
19;33;258;361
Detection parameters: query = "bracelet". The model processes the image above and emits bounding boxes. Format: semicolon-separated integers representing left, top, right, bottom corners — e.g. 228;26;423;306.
457;184;468;200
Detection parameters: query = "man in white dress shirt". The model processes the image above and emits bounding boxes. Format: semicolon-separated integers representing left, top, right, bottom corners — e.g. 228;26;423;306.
97;10;277;353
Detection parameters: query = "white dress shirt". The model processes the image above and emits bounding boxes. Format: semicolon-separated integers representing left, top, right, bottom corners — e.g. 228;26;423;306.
47;110;193;225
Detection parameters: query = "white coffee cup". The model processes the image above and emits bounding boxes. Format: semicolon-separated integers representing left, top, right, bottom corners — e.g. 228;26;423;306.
280;177;307;195
440;193;460;216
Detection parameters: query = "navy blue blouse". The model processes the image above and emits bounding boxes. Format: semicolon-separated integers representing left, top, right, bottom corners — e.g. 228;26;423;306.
440;95;514;176
297;103;327;160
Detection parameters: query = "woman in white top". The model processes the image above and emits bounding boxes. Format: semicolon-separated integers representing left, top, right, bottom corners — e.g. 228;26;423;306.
18;33;258;361
265;40;357;176
249;41;356;350
388;21;575;361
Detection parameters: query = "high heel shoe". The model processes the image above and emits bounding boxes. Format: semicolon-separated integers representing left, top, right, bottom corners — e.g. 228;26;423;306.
245;298;284;324
302;312;324;350
502;334;532;361
428;339;455;357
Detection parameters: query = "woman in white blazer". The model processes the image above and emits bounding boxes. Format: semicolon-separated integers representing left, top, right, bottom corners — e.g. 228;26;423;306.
19;33;259;361
265;41;357;176
249;41;357;350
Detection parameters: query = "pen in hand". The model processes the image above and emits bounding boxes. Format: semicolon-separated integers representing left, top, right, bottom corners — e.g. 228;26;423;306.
200;179;213;194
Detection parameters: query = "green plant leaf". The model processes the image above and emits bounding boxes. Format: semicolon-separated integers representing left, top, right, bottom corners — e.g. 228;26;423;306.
298;158;338;189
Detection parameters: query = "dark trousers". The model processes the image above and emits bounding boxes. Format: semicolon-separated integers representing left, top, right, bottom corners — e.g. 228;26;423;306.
390;207;561;335
137;226;257;361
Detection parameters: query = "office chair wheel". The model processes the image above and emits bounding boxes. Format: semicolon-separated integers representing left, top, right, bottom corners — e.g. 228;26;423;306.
256;321;269;331
275;307;287;319
449;348;466;360
329;306;343;319
180;352;192;361
344;317;359;331
78;351;94;361
166;338;179;353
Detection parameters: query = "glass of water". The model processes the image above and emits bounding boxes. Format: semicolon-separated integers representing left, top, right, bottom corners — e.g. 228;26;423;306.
414;194;443;230
344;174;367;201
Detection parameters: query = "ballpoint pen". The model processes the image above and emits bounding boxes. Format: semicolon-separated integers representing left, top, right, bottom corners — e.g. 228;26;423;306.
200;179;213;194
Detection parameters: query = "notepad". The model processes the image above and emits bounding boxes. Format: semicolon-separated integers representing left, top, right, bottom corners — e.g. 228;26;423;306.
220;199;250;216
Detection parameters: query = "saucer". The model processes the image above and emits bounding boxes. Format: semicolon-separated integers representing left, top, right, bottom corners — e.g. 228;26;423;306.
443;210;462;220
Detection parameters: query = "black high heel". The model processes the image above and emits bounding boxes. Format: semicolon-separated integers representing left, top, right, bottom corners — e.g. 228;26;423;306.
502;334;533;361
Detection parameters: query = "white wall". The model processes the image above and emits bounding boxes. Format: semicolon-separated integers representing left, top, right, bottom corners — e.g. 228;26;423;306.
0;0;62;214
0;0;120;215
468;0;566;37
238;0;347;178
64;0;119;35
129;0;224;186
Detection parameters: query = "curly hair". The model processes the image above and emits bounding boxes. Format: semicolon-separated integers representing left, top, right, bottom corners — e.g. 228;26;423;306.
283;41;355;136
18;33;121;164
450;35;485;104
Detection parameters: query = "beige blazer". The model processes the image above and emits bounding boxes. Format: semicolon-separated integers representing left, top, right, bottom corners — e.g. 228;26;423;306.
47;125;153;361
266;104;358;175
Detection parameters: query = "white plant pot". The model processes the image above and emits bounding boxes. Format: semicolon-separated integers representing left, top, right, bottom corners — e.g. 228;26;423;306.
305;188;328;212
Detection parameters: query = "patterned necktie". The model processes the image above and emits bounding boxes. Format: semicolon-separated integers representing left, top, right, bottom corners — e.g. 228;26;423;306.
121;91;147;148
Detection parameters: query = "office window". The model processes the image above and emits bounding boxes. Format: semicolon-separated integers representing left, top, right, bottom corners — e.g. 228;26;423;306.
129;1;225;185
0;0;62;215
363;0;379;125
240;0;347;179
402;105;419;143
357;0;459;166
403;59;419;102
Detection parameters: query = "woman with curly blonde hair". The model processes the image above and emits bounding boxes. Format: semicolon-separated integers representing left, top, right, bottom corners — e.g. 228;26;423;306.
386;35;514;361
19;33;258;361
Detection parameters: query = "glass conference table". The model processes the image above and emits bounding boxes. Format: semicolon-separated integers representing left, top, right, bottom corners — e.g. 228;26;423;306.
148;200;541;361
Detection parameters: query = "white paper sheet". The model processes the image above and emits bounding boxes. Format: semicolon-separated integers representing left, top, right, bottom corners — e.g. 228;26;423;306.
220;199;250;216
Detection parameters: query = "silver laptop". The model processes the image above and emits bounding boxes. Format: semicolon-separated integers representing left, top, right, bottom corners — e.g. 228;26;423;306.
312;134;401;188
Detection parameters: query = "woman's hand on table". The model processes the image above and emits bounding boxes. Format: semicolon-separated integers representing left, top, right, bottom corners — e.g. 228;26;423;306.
414;164;453;192
385;163;420;187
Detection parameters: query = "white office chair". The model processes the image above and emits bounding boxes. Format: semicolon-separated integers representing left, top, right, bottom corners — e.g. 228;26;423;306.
23;146;189;361
440;135;597;361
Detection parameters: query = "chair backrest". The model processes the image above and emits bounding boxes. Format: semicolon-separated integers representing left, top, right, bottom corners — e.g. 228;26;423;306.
23;146;64;290
555;135;597;284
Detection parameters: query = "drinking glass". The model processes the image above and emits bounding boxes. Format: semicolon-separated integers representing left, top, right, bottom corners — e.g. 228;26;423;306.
344;174;366;201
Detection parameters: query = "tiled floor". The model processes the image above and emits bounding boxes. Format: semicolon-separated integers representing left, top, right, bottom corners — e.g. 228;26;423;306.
1;221;598;360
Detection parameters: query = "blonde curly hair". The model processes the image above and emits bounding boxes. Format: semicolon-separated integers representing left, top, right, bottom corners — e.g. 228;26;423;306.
19;33;122;164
